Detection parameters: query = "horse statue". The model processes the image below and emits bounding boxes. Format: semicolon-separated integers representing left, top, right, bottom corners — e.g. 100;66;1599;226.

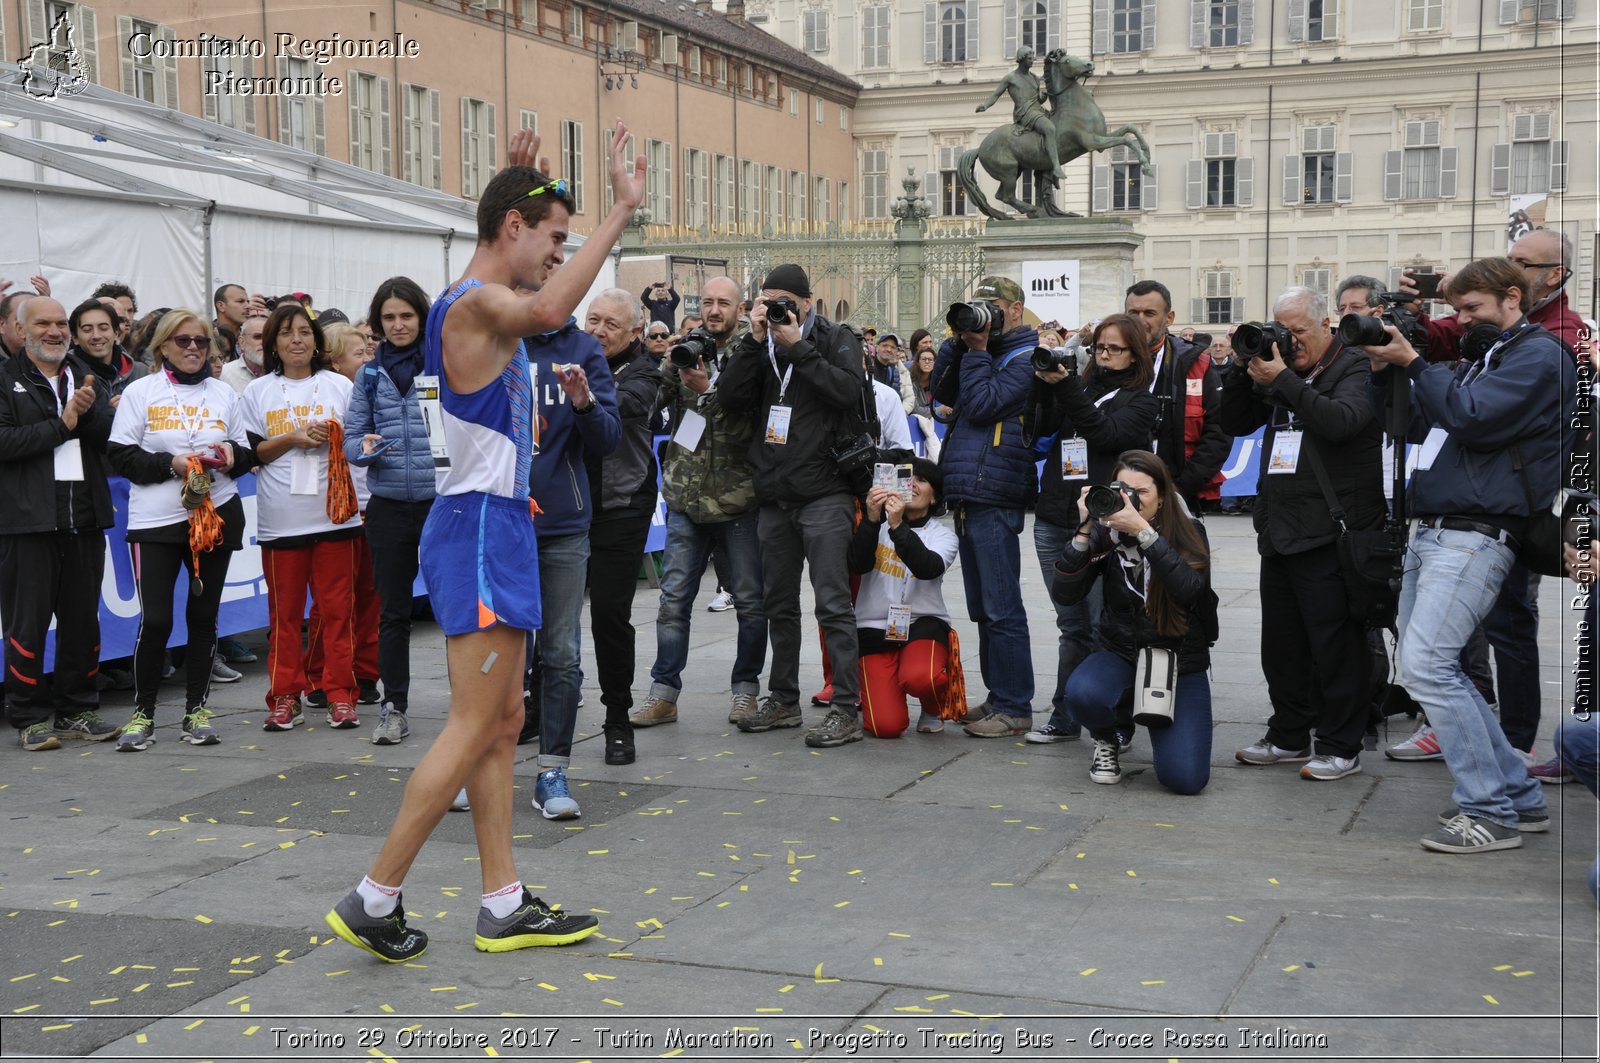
957;51;1153;220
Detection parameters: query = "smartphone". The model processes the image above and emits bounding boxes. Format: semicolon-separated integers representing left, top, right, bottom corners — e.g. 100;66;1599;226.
873;462;897;495
894;463;914;501
1414;272;1442;300
367;438;399;459
197;446;229;469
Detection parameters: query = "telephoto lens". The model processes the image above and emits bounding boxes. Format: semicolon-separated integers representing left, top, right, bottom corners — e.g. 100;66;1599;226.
1336;313;1391;348
945;301;997;334
669;328;717;369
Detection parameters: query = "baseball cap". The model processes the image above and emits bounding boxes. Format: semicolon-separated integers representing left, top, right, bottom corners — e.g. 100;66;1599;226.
973;276;1024;303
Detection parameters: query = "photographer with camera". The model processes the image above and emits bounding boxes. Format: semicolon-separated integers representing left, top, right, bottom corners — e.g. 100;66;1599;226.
717;264;874;748
634;277;768;734
1052;450;1216;792
641;280;680;332
1026;314;1160;744
930;276;1041;737
1221;287;1383;782
1365;257;1575;853
1123;281;1229;511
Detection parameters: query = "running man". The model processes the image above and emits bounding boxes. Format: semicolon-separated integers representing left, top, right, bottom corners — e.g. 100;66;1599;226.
325;121;646;961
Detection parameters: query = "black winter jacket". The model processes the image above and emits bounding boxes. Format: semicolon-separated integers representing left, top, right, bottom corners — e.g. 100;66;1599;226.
586;339;663;516
1151;334;1229;502
1052;522;1215;674
716;312;868;505
0;352;115;534
1035;365;1161;529
1218;344;1384;557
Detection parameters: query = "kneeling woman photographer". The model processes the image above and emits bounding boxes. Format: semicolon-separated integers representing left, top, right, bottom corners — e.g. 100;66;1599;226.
849;459;965;738
1052;450;1216;793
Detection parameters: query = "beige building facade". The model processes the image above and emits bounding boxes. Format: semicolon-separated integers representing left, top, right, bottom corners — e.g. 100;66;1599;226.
8;0;860;234
749;0;1597;325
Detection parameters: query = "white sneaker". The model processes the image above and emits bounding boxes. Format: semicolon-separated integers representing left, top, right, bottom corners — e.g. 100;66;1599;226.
449;788;470;812
707;590;735;612
210;659;242;683
1385;721;1444;761
915;711;944;734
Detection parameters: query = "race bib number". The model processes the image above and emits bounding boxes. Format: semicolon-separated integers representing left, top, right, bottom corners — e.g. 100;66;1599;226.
53;439;84;482
886;604;912;642
414;375;452;470
673;408;707;452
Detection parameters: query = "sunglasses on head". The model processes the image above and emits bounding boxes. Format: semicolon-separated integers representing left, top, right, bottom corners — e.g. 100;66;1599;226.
525;178;569;200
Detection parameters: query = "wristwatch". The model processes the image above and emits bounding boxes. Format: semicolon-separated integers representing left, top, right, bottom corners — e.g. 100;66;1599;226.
1135;526;1159;550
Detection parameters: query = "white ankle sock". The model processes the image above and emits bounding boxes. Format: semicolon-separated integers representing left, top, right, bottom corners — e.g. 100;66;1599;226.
482;881;524;919
357;876;400;918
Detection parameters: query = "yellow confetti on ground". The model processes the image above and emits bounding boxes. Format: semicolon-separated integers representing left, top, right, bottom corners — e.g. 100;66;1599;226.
925;993;950;1001
1512;970;1534;977
1080;968;1096;976
873;957;883;966
184;1019;205;1031
12;1005;40;1014
193;914;213;924
1126;870;1137;877
778;984;795;993
135;1033;148;1044
887;932;911;938
1268;877;1280;885
990;882;1014;887
429;986;458;992
894;1005;934;1013
1076;852;1086;858
537;982;558;991
756;1007;784;1013
1068;883;1079;890
243;1025;260;1035
1140;980;1165;986
1282;965;1300;972
1484;994;1500;1005
601;997;624;1006
40;1024;72;1032
1227;916;1245;923
587;849;609;855
326;970;351;977
89;997;118;1005
834;901;850;908
9;974;35;982
1493;964;1513;971
227;995;248;1005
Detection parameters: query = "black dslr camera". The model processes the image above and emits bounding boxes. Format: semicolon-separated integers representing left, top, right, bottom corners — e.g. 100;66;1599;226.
1232;320;1295;362
669;327;716;370
946;300;1006;336
764;297;801;326
1031;345;1075;372
1335;294;1430;357
1085;481;1139;520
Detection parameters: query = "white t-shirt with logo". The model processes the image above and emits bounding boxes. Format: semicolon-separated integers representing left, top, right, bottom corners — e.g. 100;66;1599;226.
109;373;248;531
239;370;354;542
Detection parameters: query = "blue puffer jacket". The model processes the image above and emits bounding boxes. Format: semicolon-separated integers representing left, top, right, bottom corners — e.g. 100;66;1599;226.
344;348;436;503
930;325;1041;507
525;319;621;539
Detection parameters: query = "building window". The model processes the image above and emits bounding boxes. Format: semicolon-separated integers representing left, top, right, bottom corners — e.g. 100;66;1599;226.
739;161;760;228
1207;1;1239;47
561;120;584;213
816;98;825;124
862;147;889;218
645;138;672;223
1511;112;1551;194
1203;271;1236;325
937;145;967;216
1406;0;1443;31
1306;0;1335;40
402;84;441;189
1302;125;1334;204
840;106;849;131
839;181;850;223
203;51;256;134
862;4;890;68
803;9;829;52
277;57;324;154
789;170;806;227
348;72;391;175
685;44;701;76
815;175;831;226
1094;144;1146;211
939;2;969;63
1020;0;1048;50
714;154;735;227
684;147;707;229
460;97;495;200
1401;120;1443;199
127;18;159;101
1206;132;1236;207
567;3;582;38
765;165;783;227
1111;0;1145;52
1301;268;1332;299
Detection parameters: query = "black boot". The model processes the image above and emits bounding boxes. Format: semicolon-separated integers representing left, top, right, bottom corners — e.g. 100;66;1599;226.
603;722;635;766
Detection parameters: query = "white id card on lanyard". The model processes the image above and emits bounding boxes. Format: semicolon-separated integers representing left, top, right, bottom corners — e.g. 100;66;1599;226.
674;408;708;452
290;452;320;495
765;405;792;445
885;603;912;642
1060;436;1089;480
1268;430;1302;474
53;439;84;481
414;375;452;470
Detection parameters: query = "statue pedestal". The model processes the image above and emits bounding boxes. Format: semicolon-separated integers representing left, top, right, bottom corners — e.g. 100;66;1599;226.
978;218;1144;327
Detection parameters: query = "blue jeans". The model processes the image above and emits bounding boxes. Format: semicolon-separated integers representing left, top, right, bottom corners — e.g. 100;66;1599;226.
1067;650;1213;795
956;504;1033;717
649;509;767;701
1033;518;1099;731
535;532;590;768
1395;527;1544;827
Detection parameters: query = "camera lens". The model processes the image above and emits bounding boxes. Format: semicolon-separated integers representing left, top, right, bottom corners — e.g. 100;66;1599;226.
1336;313;1390;348
1232;322;1266;359
1031;346;1069;373
1085;484;1123;520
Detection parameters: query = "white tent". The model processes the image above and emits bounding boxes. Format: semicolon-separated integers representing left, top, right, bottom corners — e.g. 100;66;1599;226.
0;64;612;320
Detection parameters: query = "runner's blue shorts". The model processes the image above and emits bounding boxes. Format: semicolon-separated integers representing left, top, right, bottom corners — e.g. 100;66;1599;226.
419;491;542;636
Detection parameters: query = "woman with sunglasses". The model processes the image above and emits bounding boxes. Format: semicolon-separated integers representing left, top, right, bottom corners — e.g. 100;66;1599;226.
239;302;360;733
1053;449;1216;793
107;310;255;750
1027;313;1160;745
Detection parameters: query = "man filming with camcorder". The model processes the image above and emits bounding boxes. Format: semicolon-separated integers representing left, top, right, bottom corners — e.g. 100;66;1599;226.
717;264;875;748
929;276;1041;738
1220;287;1383;782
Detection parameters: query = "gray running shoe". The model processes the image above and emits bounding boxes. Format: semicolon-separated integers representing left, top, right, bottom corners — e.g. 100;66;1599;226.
805;708;864;748
1438;805;1549;833
736;696;802;733
371;704;410;746
55;710;118;742
1421;814;1523;854
1299;754;1360;780
474;888;599;952
180;707;220;746
324;889;428;962
20;722;61;751
1235;738;1311;765
116;711;155;752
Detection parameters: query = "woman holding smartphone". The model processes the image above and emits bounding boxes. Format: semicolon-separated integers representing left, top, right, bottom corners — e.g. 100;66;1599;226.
108;310;255;751
240;302;360;733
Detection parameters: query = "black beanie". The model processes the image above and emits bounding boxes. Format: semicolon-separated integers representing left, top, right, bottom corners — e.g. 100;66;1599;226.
761;263;811;298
